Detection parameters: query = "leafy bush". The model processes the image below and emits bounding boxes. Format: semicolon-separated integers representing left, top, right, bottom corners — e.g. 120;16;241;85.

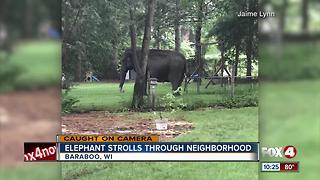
158;89;258;111
61;90;79;113
0;59;22;93
218;94;258;108
159;93;187;110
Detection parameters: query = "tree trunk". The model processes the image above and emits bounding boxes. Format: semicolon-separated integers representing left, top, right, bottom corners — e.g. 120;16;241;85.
195;0;204;81
231;60;236;97
24;0;34;38
246;33;253;79
131;0;155;108
174;0;181;52
155;26;161;49
235;43;240;77
246;0;257;79
129;9;140;75
76;54;82;82
111;44;119;79
301;0;309;33
279;0;288;33
129;14;142;107
220;41;225;87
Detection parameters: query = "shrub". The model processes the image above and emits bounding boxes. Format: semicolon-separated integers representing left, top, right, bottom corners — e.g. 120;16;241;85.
218;94;258;108
159;93;187;110
0;59;22;93
61;90;79;113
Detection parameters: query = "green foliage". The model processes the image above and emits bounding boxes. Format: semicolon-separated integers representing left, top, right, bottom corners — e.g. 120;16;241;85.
209;15;249;51
180;41;195;59
61;90;80;114
208;0;258;75
62;0;130;81
0;58;22;93
219;94;258;108
260;42;320;80
159;93;187;110
61;0;225;81
1;0;61;39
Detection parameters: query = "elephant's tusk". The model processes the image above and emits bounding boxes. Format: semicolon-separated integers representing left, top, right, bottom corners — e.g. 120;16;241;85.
173;87;182;94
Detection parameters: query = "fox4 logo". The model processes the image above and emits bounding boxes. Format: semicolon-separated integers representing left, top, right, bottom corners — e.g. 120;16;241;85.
261;145;296;159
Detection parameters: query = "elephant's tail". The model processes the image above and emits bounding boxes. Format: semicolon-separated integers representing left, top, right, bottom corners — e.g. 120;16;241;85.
183;58;188;78
183;59;188;92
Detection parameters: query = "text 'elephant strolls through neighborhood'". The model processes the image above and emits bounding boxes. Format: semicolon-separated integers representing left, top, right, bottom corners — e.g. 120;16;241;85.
119;49;187;94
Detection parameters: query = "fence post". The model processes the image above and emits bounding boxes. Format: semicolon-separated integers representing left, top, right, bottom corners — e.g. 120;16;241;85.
149;78;158;109
195;74;200;94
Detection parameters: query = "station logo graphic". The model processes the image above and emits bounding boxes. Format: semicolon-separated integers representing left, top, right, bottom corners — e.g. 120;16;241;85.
261;145;296;159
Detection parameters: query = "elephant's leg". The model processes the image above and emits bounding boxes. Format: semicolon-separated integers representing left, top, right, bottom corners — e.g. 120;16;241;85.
143;77;147;95
170;72;184;95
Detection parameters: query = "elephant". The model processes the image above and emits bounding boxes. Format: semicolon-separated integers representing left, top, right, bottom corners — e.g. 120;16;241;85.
119;49;187;94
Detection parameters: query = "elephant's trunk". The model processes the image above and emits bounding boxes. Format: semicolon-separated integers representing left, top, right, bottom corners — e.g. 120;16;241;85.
119;68;127;92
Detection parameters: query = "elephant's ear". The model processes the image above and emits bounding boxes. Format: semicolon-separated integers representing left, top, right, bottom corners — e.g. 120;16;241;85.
121;49;133;70
124;48;133;59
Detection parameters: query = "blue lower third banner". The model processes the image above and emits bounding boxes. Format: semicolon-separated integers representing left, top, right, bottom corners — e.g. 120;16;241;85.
57;142;259;162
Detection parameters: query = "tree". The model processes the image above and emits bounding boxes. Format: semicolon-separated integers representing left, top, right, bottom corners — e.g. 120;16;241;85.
301;0;309;33
208;0;258;80
174;0;181;51
195;0;204;78
131;0;156;108
279;0;288;33
180;0;216;78
245;0;258;79
62;0;130;81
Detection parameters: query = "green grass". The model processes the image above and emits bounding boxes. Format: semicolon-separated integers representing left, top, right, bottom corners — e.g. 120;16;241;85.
260;42;320;80
0;40;60;91
260;41;320;179
67;81;258;112
0;164;60;180
62;107;259;180
260;80;320;180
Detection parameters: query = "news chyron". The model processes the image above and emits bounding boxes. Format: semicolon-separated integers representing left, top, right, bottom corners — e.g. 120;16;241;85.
24;135;259;162
260;145;299;172
24;135;299;173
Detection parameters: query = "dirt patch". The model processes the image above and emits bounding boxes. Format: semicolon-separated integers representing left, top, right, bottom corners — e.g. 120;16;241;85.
62;111;194;141
0;88;60;167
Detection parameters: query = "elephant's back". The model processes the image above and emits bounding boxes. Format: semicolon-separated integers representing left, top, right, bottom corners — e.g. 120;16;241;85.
149;50;186;64
148;50;186;81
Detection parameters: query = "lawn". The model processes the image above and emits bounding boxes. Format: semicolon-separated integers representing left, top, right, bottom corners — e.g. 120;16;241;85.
62;107;259;180
67;81;258;112
260;80;320;180
259;41;320;179
0;164;60;180
0;40;61;91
